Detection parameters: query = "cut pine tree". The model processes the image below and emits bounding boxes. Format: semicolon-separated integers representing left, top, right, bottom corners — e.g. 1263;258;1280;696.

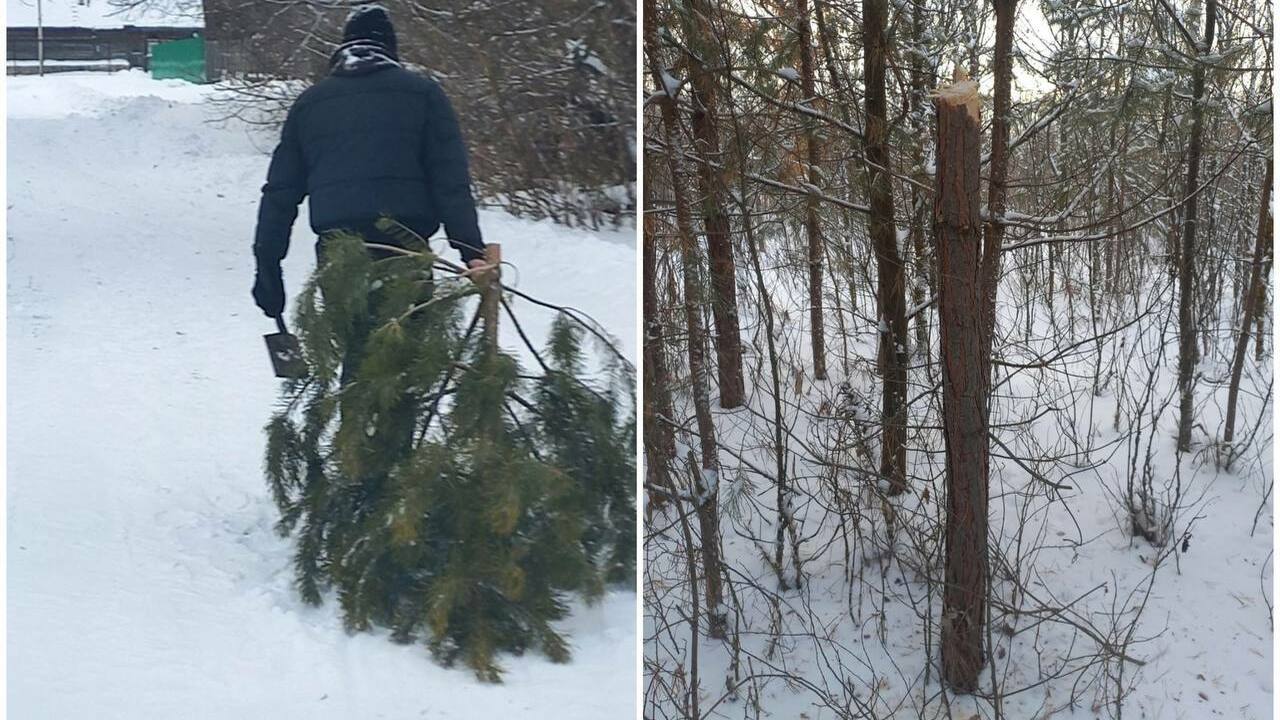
264;231;635;682
934;71;990;694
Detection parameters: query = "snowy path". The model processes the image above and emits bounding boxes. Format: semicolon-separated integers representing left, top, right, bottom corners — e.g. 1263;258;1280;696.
7;72;636;719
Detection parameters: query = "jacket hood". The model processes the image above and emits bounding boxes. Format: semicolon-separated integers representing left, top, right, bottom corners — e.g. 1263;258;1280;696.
329;40;400;77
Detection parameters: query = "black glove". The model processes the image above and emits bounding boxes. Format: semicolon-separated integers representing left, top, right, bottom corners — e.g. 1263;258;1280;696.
252;263;285;318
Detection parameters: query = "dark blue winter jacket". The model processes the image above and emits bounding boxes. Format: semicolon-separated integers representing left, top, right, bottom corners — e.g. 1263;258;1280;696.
252;44;484;267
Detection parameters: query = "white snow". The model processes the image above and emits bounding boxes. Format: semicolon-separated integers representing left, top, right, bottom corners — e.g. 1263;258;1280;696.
659;68;681;98
776;67;800;82
6;0;202;28
565;39;609;76
645;161;1272;718
7;69;209;118
8;71;637;719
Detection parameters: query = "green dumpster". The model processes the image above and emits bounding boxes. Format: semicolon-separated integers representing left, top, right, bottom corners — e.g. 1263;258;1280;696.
151;36;205;83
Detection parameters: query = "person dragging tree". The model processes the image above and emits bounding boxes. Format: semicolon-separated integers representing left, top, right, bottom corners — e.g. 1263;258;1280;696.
245;6;634;683
250;4;490;327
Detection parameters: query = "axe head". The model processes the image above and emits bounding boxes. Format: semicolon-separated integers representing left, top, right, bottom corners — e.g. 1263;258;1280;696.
265;318;308;379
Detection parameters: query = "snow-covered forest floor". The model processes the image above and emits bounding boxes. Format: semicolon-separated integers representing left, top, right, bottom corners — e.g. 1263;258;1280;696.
7;71;636;719
645;227;1274;718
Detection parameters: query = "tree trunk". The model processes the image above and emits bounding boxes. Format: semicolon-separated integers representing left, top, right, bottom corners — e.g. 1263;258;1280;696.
981;0;1016;356
480;245;502;356
863;0;907;496
1176;0;1216;453
685;0;746;408
1223;160;1271;448
907;0;934;359
812;0;864;375
646;9;727;636
935;73;989;694
643;210;676;503
797;0;826;380
1255;246;1271;361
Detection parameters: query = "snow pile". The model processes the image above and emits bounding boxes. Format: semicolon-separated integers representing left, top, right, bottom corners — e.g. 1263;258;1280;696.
7;69;213;119
8;71;636;719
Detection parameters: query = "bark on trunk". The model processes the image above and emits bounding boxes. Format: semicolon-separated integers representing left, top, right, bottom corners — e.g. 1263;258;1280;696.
1176;0;1215;453
797;0;826;380
685;0;746;408
643;210;676;502
646;8;727;636
935;74;989;694
863;0;907;495
907;0;934;358
1256;246;1271;361
981;0;1016;356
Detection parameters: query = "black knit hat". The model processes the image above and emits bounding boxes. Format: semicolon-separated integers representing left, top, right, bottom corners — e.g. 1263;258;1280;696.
343;5;398;57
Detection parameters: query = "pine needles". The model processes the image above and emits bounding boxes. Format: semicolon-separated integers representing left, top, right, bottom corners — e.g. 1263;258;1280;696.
263;232;634;681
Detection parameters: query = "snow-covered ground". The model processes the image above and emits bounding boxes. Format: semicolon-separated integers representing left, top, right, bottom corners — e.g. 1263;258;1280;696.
8;71;637;719
644;220;1274;715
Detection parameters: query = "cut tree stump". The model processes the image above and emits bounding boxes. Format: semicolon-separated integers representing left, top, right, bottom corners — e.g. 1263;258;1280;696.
934;71;990;694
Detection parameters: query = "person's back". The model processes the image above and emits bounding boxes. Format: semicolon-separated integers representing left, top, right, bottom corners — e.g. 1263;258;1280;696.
251;5;485;319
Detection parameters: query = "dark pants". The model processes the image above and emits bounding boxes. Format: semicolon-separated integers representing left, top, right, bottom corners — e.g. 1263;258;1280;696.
315;220;432;264
320;225;433;467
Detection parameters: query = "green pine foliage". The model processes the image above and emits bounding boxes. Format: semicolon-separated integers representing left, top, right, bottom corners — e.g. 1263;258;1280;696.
536;317;637;585
264;232;635;682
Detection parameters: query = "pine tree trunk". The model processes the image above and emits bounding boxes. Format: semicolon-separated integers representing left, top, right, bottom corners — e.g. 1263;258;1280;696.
1223;160;1271;448
1157;89;1180;281
480;245;502;356
1176;0;1216;453
796;0;826;380
1201;156;1221;361
1104;142;1118;300
1255;247;1271;361
935;75;989;694
981;0;1016;356
646;10;727;636
812;0;863;370
907;0;934;359
643;211;676;500
479;245;504;444
685;0;745;408
863;0;907;496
